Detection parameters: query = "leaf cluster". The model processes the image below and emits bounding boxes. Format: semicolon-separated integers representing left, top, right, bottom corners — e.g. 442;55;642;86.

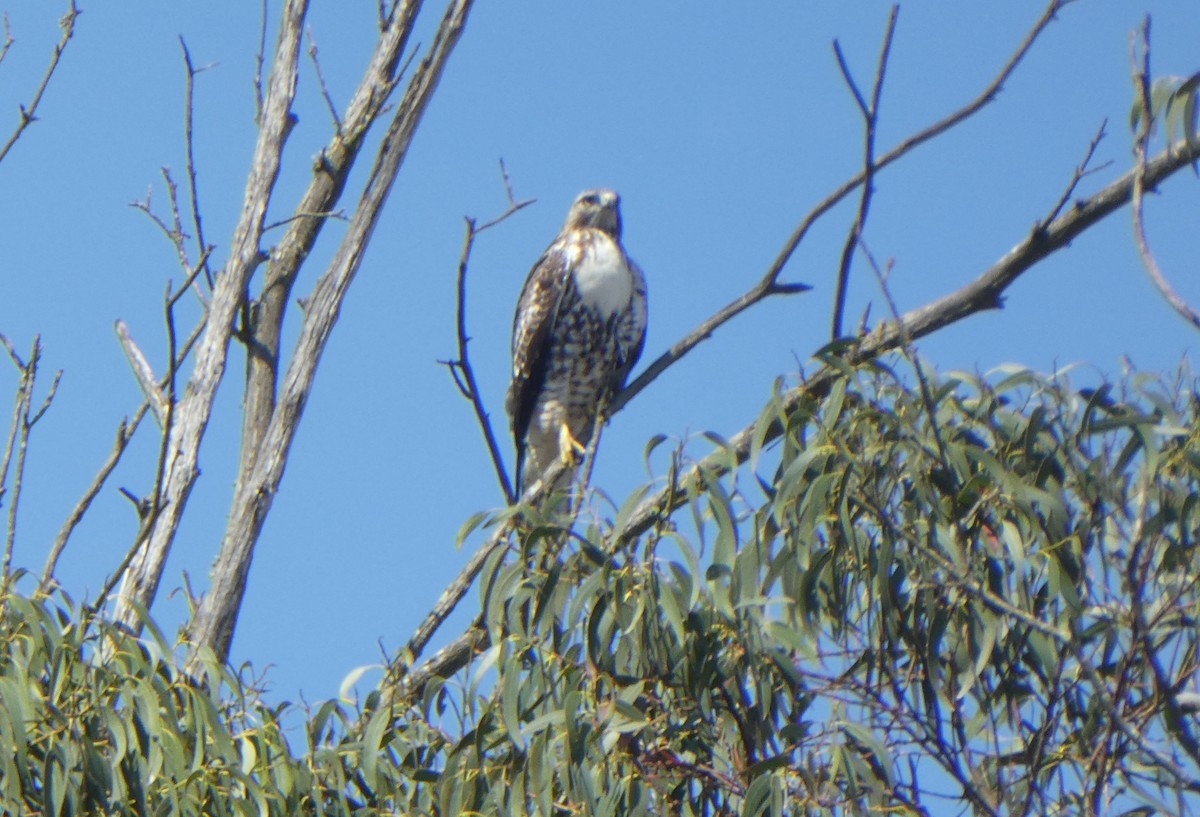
6;358;1200;816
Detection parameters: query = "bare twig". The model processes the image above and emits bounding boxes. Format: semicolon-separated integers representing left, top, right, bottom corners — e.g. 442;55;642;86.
1;337;61;593
0;14;15;69
1040;119;1110;226
830;5;898;342
443;187;535;504
1130;17;1200;332
180;38;215;290
263;208;348;232
253;0;268;122
611;0;1069;417
306;25;343;132
130;168;213;306
0;1;79;167
39;404;151;594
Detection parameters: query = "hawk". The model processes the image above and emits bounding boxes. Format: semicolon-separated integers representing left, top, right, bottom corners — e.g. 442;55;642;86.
507;188;648;495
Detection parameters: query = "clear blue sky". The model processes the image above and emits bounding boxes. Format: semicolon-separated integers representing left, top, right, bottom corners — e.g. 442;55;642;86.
0;1;1198;709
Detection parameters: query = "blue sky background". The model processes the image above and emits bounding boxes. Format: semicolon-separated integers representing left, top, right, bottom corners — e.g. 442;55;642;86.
0;0;1198;712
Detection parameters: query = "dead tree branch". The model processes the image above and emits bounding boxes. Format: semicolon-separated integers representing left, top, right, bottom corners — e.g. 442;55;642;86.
183;0;476;669
830;4;898;341
113;0;310;632
610;0;1069;417
0;1;78;168
442;182;535;505
39;405;150;595
0;336;60;593
180;38;215;290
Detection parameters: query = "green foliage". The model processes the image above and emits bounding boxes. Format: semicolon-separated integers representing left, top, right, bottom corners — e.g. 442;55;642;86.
1131;71;1200;158
5;359;1200;815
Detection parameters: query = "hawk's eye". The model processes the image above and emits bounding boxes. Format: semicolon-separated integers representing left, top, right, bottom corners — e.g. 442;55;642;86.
581;194;599;206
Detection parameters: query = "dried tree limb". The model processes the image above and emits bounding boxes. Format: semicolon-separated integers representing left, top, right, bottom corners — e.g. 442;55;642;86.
114;320;167;425
614;129;1200;553
235;0;422;510
39;404;150;594
0;1;78;167
113;0;310;632
0;337;60;593
443;185;535;505
185;0;476;668
611;0;1071;417
830;4;898;341
180;38;215;290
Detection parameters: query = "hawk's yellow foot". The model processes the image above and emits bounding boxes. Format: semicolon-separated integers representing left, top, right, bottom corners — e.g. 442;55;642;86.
558;422;587;467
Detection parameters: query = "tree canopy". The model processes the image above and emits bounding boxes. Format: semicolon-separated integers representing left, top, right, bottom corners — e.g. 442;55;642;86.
1;1;1200;815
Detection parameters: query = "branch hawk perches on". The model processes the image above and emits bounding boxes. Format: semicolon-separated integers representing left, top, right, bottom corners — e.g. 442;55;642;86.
507;189;648;495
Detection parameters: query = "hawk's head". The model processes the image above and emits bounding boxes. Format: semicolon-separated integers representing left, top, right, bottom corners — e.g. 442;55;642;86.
563;188;622;240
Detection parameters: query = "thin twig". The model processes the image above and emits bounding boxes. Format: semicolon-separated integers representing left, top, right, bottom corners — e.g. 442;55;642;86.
0;14;15;69
307;25;343;132
253;0;268;123
0;340;36;590
263;209;349;232
830;5;898;341
1130;17;1200;332
0;0;79;167
1040;119;1110;226
180;38;215;290
443;186;535;504
39;404;150;594
1;338;59;593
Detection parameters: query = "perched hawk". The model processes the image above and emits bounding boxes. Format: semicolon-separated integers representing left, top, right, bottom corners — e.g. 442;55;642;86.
507;188;648;495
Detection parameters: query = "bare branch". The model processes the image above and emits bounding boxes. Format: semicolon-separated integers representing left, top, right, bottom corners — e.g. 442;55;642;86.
830;4;898;341
253;0;267;122
1040;119;1110;226
113;0;310;632
1;338;59;593
1130;18;1200;331
39;404;150;594
115;320;167;426
613;128;1200;555
306;25;343;132
232;0;425;535
0;14;15;69
444;188;535;505
0;0;79;167
184;0;476;669
179;38;215;290
612;0;1069;415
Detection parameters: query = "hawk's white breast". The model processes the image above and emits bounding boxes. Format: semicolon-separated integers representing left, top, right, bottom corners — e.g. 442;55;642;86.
572;235;631;316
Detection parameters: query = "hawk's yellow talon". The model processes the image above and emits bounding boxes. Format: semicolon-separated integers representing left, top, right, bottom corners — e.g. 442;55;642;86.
558;422;587;467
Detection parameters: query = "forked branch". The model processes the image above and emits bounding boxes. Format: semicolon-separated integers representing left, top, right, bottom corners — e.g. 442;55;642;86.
0;1;79;167
442;173;534;505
